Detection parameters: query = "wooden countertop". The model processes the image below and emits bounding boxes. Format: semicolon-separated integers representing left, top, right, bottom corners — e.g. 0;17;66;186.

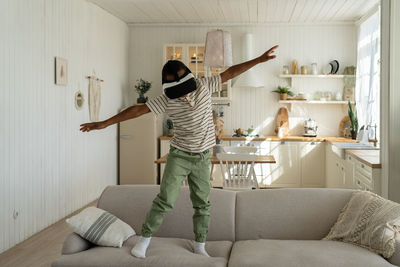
155;154;276;164
346;150;381;168
160;135;357;143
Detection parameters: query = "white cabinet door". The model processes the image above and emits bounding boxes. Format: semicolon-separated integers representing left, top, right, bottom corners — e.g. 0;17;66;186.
263;141;301;187
344;153;356;189
325;143;346;188
299;142;325;187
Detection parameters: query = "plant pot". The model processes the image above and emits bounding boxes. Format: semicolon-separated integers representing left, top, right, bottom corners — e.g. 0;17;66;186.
351;130;357;140
280;93;288;100
137;96;147;104
167;129;174;137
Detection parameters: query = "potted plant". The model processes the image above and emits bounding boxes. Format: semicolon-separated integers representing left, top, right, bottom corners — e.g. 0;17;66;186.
272;86;294;100
348;101;358;139
134;78;151;104
166;119;174;136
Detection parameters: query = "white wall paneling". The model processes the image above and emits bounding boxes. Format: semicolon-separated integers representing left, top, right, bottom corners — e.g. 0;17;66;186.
0;0;129;253
128;24;357;137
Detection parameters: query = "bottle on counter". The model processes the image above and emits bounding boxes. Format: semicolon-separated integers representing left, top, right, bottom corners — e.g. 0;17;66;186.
292;60;298;74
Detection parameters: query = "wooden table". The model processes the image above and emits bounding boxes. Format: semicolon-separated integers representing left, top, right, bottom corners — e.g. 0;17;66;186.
155;154;276;164
155;153;276;188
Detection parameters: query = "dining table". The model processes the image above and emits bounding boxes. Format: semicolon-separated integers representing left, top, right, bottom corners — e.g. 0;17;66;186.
155;153;276;188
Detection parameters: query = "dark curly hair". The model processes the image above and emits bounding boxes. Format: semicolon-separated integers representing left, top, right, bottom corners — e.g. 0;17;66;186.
162;60;191;83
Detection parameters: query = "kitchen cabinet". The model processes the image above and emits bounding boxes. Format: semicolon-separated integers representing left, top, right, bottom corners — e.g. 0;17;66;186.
352;157;381;194
325;143;382;195
299;142;325;187
163;43;232;101
266;141;301;187
325;143;346;188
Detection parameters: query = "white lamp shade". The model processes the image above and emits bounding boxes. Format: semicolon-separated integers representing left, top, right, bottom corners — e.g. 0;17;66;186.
204;30;233;68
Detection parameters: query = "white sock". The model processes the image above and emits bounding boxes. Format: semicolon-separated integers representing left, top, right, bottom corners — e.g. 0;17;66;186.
193;241;210;257
131;236;151;258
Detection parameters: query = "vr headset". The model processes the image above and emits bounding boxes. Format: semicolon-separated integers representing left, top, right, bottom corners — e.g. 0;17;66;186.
162;68;197;99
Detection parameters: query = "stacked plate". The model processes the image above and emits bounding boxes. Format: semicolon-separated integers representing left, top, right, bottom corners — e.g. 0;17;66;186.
323;60;339;74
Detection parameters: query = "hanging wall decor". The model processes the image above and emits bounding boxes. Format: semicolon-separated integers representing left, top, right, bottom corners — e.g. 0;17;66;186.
55;57;68;85
74;90;84;110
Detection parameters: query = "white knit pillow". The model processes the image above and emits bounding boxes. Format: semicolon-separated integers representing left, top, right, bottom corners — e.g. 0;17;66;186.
324;191;400;258
66;207;135;248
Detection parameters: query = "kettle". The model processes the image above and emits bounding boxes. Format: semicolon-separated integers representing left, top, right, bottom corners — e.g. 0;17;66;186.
304;118;318;137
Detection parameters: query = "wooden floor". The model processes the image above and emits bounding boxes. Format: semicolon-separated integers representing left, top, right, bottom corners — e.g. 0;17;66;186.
0;199;98;267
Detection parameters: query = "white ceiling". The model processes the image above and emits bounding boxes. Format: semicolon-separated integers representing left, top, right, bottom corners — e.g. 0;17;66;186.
88;0;379;24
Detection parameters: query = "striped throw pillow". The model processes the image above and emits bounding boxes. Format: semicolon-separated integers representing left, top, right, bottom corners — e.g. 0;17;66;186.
66;207;135;248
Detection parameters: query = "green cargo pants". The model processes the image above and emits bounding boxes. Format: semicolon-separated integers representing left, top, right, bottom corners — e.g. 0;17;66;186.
141;146;212;242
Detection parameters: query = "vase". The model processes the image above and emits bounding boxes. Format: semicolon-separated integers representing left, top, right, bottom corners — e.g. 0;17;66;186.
351;130;357;140
137;95;147;104
280;93;288;100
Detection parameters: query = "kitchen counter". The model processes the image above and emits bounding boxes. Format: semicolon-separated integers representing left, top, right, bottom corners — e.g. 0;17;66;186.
160;135;356;143
346;149;381;168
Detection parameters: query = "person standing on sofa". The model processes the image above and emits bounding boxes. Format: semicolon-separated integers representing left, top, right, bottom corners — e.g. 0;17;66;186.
80;45;278;258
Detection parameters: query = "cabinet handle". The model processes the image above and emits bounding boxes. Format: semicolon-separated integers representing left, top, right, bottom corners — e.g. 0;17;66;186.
281;141;286;145
311;142;315;145
357;180;361;185
336;163;339;167
120;135;132;139
349;156;352;160
361;164;365;168
341;167;344;171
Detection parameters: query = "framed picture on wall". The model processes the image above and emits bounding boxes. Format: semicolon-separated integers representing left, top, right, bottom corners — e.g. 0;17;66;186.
55;57;68;85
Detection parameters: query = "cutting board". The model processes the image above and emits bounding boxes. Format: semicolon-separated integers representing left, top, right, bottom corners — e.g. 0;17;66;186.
275;107;290;136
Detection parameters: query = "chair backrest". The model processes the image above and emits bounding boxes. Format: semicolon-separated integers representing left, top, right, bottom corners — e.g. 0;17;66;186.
223;146;257;154
216;153;258;190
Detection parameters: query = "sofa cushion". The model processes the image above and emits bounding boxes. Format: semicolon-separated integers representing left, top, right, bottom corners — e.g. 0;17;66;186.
52;235;232;267
97;185;236;241
235;188;353;240
228;239;395;267
324;191;400;259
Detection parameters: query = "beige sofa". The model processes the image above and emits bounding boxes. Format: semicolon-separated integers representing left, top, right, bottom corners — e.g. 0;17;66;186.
52;185;400;267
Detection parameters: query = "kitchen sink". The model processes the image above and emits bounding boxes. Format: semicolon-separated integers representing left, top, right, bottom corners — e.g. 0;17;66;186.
331;142;379;159
331;142;379;150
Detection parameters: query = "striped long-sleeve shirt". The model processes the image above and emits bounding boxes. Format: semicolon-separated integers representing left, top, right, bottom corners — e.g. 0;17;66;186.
146;75;222;153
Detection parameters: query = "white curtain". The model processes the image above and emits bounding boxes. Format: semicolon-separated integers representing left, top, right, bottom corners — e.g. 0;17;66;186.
355;10;380;141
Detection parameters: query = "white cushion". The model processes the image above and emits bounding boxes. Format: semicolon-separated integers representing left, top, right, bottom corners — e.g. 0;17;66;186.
66;207;135;247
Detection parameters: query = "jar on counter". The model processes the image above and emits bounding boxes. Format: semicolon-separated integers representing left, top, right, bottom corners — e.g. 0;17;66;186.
292;60;298;74
301;66;308;75
282;65;289;75
311;63;318;75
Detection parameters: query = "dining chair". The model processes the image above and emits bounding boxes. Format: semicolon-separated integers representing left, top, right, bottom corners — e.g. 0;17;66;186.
216;152;259;191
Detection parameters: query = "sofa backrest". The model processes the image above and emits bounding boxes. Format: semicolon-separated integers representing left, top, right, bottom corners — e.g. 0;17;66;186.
235;188;353;241
97;185;236;241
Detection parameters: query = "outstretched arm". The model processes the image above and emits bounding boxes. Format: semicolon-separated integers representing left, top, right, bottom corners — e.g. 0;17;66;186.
220;45;278;83
80;104;150;132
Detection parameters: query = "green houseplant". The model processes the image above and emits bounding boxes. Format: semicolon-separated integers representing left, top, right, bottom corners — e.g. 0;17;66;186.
272;86;295;100
166;119;174;136
348;101;358;139
134;78;152;103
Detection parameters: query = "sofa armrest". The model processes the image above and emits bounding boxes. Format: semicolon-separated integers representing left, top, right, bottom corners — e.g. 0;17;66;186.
388;237;400;266
61;232;93;255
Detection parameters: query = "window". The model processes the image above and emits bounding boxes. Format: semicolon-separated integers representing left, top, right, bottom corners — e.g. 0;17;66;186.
355;9;380;142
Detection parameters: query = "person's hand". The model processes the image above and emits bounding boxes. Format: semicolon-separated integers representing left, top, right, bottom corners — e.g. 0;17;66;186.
80;121;107;132
258;45;279;63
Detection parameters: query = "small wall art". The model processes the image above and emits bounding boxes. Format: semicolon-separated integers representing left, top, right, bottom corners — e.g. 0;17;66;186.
55;57;68;85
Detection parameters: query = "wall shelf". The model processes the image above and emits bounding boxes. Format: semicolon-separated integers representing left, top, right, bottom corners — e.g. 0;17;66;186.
279;100;354;111
279;74;355;79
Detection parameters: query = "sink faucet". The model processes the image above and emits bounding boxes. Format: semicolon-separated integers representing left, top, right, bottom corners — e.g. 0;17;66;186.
367;124;378;147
